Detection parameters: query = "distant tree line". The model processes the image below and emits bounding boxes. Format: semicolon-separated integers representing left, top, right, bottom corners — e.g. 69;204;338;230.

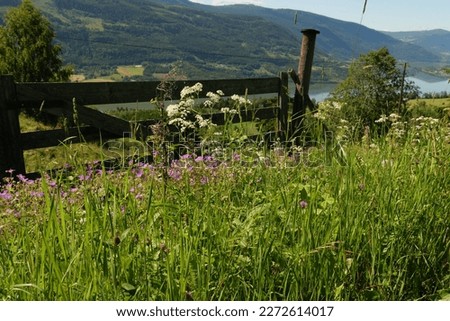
421;91;450;99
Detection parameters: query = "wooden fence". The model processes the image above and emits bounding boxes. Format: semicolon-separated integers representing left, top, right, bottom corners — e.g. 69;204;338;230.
0;29;320;179
0;73;290;178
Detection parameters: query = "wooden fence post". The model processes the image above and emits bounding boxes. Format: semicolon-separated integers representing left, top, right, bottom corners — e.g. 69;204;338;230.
278;71;289;139
0;75;25;179
292;29;320;139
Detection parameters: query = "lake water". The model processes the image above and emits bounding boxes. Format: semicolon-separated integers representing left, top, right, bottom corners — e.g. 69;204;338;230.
310;77;450;102
408;77;450;95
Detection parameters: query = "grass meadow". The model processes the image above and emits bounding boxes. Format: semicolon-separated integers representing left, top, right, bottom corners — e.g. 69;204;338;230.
0;95;449;301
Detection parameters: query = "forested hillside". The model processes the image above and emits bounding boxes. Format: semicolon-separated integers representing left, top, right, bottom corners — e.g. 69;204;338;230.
0;0;445;80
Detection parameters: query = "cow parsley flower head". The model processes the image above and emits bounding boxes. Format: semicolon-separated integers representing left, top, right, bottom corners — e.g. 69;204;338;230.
180;82;203;99
231;94;251;105
195;114;213;128
168;118;195;132
206;92;221;103
388;113;401;122
166;104;179;118
221;107;238;115
204;90;225;108
375;114;388;123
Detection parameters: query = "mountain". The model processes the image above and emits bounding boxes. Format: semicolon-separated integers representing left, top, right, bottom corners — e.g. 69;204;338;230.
199;4;440;64
0;0;445;80
3;0;305;79
385;29;450;62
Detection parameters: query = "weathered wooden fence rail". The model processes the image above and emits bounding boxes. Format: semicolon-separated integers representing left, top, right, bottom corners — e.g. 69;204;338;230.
0;74;290;178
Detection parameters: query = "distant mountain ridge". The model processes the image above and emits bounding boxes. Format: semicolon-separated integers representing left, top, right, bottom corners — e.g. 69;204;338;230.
200;4;441;64
0;0;447;80
385;29;450;61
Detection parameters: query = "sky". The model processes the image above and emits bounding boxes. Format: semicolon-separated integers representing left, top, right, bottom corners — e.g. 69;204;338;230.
189;0;450;32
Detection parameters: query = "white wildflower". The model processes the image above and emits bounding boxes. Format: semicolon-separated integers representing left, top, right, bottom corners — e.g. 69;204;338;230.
179;98;195;110
313;111;326;120
221;107;238;116
180;82;203;99
193;82;203;92
375;114;388;123
169;118;195;132
204;100;214;108
331;101;342;109
205;91;221;105
166;104;179;118
231;94;251;105
195;114;213;128
388;113;401;122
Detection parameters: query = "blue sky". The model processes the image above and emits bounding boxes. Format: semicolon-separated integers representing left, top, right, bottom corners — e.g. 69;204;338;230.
190;0;450;31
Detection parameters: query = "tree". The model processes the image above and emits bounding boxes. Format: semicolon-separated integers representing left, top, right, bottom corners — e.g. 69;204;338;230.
0;0;72;82
330;47;418;128
444;68;450;85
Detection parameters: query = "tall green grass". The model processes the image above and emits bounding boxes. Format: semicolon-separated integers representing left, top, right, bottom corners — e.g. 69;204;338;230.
1;116;449;300
3;86;450;300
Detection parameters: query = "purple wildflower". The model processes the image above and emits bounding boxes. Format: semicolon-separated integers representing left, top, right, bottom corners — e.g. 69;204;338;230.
300;200;308;209
78;174;91;181
168;168;182;181
30;191;44;198
0;190;13;200
135;168;144;178
200;176;209;185
16;174;28;183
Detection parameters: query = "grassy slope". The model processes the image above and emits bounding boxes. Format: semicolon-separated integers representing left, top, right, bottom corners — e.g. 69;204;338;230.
408;97;450;118
19;114;107;173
